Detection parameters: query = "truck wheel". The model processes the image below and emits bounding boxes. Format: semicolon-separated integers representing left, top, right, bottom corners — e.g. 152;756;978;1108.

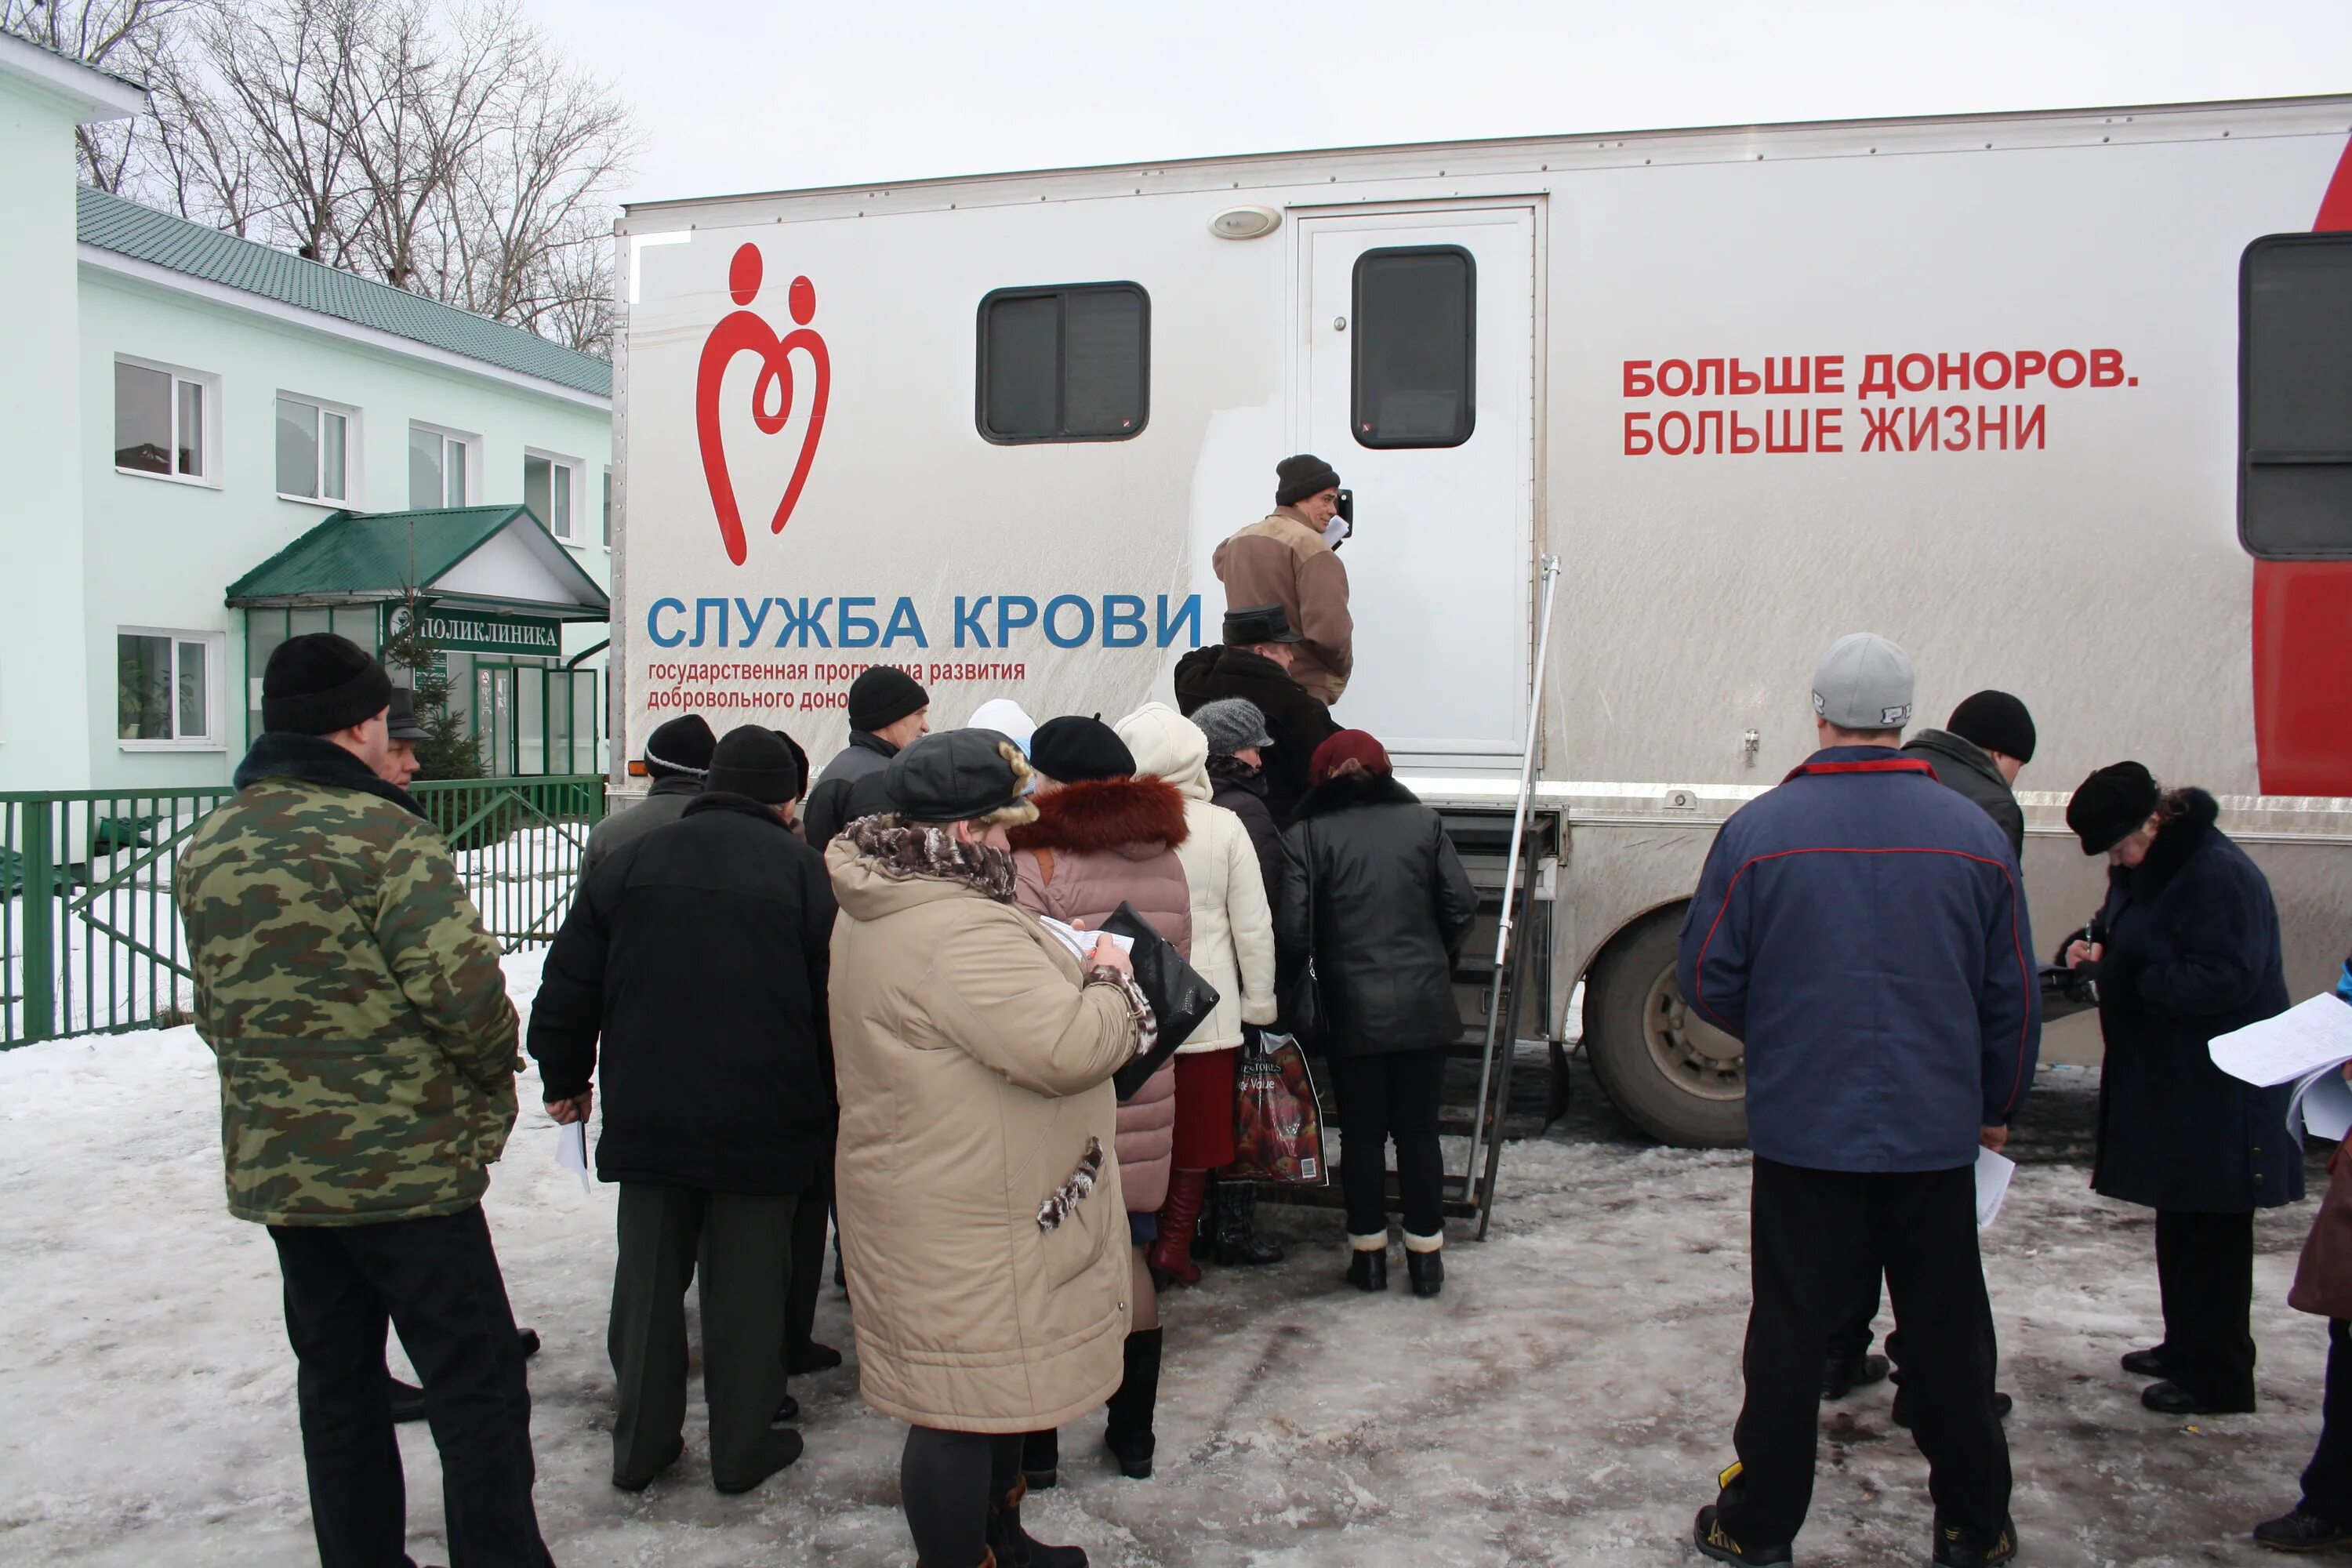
1584;906;1749;1148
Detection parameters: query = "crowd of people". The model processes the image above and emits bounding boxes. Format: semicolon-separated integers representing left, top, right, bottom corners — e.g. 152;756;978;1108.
163;452;2352;1567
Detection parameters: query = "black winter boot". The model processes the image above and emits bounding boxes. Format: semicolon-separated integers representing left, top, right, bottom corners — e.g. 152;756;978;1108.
2254;1506;2352;1551
1403;1233;1444;1298
1345;1238;1388;1291
1214;1182;1285;1266
1103;1328;1161;1479
987;1479;1087;1567
1930;1512;2018;1566
1021;1428;1059;1491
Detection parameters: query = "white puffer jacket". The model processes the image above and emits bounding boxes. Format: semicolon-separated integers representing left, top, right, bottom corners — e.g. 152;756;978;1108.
1114;702;1277;1053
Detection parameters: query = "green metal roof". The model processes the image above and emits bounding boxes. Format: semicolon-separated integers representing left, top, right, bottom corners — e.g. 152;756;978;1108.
78;186;612;398
226;505;610;619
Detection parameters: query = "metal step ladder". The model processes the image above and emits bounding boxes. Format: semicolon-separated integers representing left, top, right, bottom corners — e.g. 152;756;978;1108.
1260;555;1563;1240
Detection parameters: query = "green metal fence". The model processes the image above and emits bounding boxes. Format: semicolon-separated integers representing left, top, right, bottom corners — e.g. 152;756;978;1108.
2;775;604;1047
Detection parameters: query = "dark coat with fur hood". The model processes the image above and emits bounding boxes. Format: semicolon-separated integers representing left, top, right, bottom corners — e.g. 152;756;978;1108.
2089;788;2301;1212
1276;771;1479;1058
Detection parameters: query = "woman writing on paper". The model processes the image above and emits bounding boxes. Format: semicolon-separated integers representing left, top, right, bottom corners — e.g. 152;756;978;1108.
2063;762;2299;1417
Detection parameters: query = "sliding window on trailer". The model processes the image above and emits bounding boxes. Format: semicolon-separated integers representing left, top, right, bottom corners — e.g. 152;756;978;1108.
2241;232;2352;559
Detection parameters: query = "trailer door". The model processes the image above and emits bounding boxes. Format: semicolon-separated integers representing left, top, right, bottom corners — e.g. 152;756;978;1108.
1298;205;1536;764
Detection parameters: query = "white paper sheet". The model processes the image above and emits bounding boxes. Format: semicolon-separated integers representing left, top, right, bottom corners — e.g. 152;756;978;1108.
1975;1146;2016;1228
554;1120;590;1193
2293;1065;2352;1142
2209;994;2352;1088
1036;916;1136;962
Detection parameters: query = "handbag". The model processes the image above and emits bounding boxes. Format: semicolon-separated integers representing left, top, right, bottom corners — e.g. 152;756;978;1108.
1103;902;1220;1102
1229;1029;1330;1186
1277;823;1328;1049
2292;1139;2352;1320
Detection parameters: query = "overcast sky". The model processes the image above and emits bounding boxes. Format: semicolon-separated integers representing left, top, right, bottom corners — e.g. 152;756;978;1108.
527;1;2352;208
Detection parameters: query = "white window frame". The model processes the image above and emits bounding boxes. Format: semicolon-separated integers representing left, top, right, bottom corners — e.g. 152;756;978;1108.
114;626;227;752
408;420;479;508
276;391;361;507
524;448;583;541
113;354;220;487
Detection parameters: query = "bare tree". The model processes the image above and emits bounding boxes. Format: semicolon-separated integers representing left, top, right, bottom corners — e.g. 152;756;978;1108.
6;0;635;355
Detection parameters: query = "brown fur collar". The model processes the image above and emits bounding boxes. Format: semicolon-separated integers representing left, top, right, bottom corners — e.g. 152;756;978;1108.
842;815;1019;902
1007;775;1189;855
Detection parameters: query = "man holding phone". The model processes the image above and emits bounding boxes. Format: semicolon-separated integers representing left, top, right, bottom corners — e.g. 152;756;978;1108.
1214;453;1354;706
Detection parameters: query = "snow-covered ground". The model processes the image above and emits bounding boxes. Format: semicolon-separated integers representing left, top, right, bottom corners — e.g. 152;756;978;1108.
0;951;2336;1566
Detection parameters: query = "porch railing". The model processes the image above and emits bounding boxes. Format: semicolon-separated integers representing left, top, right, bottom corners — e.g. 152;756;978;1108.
2;775;604;1047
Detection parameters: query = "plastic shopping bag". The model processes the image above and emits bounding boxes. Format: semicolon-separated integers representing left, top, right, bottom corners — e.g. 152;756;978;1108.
1228;1030;1329;1186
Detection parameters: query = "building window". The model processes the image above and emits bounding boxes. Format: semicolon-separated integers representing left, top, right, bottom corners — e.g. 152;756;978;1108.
408;423;475;508
114;358;213;481
277;394;353;503
975;282;1149;443
602;467;612;548
2241;232;2352;559
524;452;579;540
1352;245;1476;449
117;630;223;748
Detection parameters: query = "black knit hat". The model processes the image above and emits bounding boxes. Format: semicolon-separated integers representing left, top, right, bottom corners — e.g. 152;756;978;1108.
1030;716;1136;784
706;725;802;804
2067;760;2161;855
771;729;810;801
885;728;1038;826
1947;691;2037;764
1276;452;1341;507
262;633;393;736
848;666;929;733
643;713;716;779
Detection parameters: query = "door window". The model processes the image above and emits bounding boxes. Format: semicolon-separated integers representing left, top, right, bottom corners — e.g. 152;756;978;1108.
1351;246;1476;448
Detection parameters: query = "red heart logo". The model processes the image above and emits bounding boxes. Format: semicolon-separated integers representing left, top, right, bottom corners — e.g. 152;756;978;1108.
695;244;831;566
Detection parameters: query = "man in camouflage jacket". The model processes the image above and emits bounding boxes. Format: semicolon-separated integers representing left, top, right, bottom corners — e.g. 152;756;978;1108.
177;633;555;1568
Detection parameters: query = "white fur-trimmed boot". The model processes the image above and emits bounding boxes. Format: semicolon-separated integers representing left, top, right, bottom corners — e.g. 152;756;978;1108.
1345;1232;1388;1291
1403;1229;1444;1298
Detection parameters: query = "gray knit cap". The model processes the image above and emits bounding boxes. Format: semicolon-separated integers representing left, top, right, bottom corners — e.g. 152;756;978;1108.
1193;698;1273;757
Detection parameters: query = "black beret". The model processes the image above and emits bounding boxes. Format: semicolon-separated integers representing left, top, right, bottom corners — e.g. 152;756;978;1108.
1029;716;1136;785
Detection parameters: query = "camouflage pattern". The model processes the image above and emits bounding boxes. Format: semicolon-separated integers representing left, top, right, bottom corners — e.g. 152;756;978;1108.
176;770;521;1225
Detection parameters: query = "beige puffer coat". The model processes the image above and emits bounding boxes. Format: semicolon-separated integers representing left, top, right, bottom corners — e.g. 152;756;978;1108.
826;821;1141;1433
1010;775;1190;1213
1115;703;1277;1054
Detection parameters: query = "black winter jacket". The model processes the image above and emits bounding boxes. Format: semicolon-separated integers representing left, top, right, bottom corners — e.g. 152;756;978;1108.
2088;789;2300;1213
1276;772;1479;1058
1209;756;1281;906
1173;645;1340;826
1903;729;2025;859
529;793;838;1194
803;731;898;854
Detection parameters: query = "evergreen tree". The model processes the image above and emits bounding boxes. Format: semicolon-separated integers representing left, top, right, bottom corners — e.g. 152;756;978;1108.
383;589;484;781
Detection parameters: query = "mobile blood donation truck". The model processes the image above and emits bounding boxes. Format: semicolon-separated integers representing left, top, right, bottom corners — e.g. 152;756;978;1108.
608;95;2352;1150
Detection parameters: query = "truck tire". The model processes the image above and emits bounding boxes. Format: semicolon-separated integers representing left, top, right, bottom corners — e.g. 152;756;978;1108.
1584;905;1749;1149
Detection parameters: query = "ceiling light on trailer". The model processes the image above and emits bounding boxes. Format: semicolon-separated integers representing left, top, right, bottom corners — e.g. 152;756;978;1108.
1209;205;1281;240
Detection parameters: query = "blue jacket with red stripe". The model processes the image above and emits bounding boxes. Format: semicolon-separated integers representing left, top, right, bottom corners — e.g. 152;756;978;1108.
1675;746;2041;1173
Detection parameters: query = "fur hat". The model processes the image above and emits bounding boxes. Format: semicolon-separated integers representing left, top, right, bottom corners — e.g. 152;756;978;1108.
262;633;393;736
886;729;1040;828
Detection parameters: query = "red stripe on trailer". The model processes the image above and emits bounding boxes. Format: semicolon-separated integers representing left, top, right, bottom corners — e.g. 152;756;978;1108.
2250;134;2352;797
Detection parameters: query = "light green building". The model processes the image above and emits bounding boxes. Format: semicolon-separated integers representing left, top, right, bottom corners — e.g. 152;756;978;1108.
0;32;612;793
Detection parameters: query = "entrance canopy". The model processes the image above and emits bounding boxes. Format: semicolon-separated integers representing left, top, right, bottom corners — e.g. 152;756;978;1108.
225;504;609;622
227;506;609;775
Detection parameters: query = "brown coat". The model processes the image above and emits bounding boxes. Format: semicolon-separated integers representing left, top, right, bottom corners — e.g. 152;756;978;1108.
1011;777;1192;1212
1213;507;1352;705
2294;1139;2352;1320
826;822;1140;1432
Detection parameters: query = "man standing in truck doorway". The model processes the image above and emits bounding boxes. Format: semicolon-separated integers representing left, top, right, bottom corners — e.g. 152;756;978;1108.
1214;454;1353;706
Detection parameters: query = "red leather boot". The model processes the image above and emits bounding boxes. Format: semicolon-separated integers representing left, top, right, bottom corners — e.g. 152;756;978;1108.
1146;1171;1207;1285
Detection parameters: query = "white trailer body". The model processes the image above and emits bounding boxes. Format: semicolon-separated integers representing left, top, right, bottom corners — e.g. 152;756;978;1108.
613;96;2352;1145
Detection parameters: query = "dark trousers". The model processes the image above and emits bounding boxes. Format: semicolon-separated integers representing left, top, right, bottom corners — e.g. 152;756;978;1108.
1327;1047;1448;1238
2154;1207;2257;1404
608;1183;796;1490
1718;1158;2009;1548
785;1171;829;1363
901;1426;1021;1567
2302;1319;2352;1523
267;1204;553;1568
